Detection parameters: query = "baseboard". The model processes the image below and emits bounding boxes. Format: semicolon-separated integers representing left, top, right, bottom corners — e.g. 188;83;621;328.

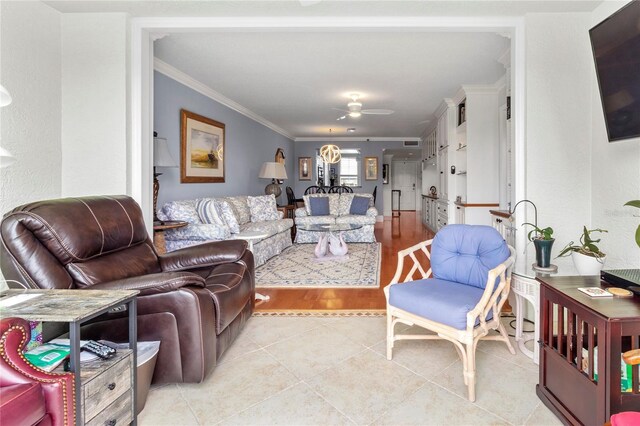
376;215;384;222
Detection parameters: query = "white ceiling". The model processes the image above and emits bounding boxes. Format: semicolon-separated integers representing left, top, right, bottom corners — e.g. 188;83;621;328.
45;1;602;17
44;0;603;140
155;31;509;139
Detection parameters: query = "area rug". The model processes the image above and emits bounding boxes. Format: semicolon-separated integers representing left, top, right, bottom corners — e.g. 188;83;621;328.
256;243;381;289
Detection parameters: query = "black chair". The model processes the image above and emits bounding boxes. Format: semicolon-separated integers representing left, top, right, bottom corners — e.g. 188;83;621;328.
286;186;304;207
372;186;377;204
304;186;326;195
328;186;353;194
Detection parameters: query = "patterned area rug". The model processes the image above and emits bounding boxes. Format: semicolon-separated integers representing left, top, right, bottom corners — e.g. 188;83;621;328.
256;243;381;288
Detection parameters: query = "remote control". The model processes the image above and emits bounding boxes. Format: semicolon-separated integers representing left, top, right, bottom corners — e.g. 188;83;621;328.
82;340;117;359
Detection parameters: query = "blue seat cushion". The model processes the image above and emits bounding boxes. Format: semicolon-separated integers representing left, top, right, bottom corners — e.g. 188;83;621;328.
309;196;330;216
388;278;493;330
349;196;370;215
431;224;510;289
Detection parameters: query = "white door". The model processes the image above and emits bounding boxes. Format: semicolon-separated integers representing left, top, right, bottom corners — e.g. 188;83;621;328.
392;161;417;210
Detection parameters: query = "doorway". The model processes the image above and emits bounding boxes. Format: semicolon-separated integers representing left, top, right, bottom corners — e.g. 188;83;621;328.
392;160;419;210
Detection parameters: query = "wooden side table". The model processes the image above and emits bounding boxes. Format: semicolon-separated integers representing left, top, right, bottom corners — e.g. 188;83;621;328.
153;220;188;254
277;205;296;241
0;289;139;425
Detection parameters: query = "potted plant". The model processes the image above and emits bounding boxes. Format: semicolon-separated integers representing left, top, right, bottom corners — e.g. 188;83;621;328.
557;226;608;275
625;200;640;248
523;223;554;268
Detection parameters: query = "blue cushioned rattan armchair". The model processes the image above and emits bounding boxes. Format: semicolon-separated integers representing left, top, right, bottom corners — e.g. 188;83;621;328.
384;224;516;402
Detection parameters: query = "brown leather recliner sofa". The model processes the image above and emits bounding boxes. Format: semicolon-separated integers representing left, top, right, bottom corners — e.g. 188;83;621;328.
0;195;255;384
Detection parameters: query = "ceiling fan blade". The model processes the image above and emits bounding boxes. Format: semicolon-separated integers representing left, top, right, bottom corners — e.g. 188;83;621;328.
336;115;347;121
332;107;349;113
361;109;394;115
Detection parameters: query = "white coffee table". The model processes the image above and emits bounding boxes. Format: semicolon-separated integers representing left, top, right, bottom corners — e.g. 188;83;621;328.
232;231;270;302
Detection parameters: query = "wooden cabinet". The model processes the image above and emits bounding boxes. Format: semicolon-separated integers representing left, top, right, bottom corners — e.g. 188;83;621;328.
537;276;640;425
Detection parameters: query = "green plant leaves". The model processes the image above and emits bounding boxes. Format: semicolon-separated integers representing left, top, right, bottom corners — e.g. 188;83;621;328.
625;200;640;248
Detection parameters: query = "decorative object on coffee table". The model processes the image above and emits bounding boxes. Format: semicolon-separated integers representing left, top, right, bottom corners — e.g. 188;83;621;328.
300;223;363;258
153;134;178;222
180;109;225;183
259;161;288;198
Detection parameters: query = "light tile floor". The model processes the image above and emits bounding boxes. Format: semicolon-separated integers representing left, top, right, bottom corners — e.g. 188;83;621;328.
139;316;562;426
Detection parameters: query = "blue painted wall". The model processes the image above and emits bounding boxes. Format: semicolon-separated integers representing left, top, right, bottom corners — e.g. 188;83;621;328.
154;71;294;208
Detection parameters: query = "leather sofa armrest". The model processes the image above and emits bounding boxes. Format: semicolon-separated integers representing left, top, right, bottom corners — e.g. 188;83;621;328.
159;239;248;272
86;272;205;296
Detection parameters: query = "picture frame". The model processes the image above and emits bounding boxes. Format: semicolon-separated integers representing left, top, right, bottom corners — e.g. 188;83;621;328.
365;156;378;181
382;163;389;184
180;109;225;183
299;157;311;180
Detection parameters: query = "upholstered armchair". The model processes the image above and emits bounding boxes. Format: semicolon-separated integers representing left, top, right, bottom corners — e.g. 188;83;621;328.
384;224;515;402
0;317;75;426
0;195;255;384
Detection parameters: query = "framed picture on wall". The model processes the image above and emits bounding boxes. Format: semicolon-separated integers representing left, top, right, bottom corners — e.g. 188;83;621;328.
365;156;378;181
180;109;225;183
299;157;311;180
382;163;389;184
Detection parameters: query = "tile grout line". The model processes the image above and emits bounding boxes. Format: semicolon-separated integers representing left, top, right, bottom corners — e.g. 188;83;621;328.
301;378;359;425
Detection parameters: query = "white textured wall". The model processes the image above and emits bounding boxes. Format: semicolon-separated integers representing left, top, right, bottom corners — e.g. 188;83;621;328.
525;12;594;273
61;13;129;197
589;1;640;268
0;1;62;215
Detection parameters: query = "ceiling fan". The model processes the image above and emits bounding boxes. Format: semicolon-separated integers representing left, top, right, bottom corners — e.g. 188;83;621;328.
335;94;394;121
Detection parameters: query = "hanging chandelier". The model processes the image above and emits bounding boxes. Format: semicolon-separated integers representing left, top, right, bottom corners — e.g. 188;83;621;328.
320;129;341;164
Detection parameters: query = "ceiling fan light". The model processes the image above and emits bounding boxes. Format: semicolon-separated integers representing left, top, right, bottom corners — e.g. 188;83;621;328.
349;111;361;118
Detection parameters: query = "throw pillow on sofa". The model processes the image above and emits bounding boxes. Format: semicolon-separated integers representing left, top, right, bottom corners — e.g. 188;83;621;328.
247;194;279;222
215;199;241;234
196;198;228;228
309;196;330;215
350;196;370;215
160;200;201;224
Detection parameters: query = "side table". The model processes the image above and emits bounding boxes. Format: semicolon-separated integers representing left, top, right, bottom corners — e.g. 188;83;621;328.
231;231;270;302
0;289;138;425
153;220;188;254
277;204;296;241
512;264;558;365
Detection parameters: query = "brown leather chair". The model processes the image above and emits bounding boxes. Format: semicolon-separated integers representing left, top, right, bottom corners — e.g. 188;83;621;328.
0;195;255;384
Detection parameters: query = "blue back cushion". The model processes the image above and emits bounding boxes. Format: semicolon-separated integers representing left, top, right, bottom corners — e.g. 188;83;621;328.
309;196;330;216
431;224;510;289
350;196;370;215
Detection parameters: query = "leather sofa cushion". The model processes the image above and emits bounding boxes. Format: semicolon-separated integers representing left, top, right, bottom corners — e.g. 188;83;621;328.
205;262;252;334
4;196;149;265
0;383;47;426
67;242;160;287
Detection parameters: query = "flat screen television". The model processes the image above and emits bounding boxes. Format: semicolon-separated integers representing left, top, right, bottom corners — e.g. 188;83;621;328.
589;0;640;142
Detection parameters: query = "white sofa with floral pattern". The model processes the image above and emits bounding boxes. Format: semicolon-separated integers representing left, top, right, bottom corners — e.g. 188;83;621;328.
158;195;293;267
294;193;377;243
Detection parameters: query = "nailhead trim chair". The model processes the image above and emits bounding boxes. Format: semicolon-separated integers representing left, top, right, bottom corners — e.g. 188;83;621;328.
384;224;516;402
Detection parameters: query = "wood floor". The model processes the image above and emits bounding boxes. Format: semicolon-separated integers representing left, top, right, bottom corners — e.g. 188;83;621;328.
255;211;434;312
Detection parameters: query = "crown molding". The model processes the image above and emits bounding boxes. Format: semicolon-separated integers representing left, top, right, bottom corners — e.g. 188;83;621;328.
154;58;294;140
294;136;421;142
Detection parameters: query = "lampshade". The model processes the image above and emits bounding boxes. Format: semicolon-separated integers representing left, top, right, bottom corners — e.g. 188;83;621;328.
0;146;16;168
0;85;12;107
259;162;288;180
154;137;178;168
320;144;341;164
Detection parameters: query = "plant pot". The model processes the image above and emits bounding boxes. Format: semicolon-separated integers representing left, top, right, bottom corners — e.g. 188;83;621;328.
571;251;606;276
533;238;555;268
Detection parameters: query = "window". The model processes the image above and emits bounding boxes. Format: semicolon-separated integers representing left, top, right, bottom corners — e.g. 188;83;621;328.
315;148;361;187
339;149;361;187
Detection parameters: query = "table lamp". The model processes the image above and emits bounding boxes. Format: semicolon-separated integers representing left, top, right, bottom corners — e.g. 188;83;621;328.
153;136;178;222
259;162;287;198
